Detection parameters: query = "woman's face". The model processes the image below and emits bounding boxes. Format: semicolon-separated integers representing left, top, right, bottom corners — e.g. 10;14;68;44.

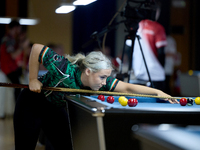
87;69;112;90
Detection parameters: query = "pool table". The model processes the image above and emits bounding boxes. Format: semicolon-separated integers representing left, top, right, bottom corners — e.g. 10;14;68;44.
65;95;200;150
133;124;200;150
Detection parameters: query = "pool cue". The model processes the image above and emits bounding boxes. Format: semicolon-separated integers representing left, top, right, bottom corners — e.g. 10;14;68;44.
0;82;183;100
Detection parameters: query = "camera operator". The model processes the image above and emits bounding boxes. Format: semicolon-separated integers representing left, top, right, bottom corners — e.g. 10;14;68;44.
129;0;167;91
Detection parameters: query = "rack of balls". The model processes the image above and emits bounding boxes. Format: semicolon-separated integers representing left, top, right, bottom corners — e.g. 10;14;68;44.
180;97;200;106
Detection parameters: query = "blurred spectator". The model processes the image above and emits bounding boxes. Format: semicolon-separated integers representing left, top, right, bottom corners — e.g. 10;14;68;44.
0;20;23;102
16;26;32;84
18;26;32;70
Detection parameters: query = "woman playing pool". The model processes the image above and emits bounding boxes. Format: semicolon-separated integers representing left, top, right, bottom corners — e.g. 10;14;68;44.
14;44;178;150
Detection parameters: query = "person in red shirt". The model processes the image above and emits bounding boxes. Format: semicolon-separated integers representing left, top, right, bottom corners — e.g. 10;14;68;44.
131;19;167;90
0;20;23;102
130;1;167;92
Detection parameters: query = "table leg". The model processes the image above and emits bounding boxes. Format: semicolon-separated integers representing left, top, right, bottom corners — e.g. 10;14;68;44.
96;116;106;150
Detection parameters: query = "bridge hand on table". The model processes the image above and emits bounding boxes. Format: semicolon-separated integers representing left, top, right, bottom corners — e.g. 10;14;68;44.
157;91;179;104
166;98;179;104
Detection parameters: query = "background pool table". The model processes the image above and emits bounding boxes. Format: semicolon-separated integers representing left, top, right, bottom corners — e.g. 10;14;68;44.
133;124;200;150
65;95;200;150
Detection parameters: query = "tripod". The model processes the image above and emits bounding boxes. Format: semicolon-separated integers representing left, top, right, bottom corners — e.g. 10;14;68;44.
117;30;154;88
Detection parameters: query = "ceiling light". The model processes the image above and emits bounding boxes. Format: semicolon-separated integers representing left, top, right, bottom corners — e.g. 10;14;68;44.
19;19;39;25
73;0;97;6
0;18;12;24
55;4;76;14
0;17;39;25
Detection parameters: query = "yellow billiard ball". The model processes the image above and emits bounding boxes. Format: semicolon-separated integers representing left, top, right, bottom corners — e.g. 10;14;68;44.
120;98;128;106
195;97;200;105
118;96;126;104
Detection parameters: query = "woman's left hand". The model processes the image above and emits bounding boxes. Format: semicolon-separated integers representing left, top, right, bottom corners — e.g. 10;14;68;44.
157;90;179;104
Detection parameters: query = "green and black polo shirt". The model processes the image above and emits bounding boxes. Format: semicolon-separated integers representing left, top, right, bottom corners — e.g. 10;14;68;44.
38;46;119;107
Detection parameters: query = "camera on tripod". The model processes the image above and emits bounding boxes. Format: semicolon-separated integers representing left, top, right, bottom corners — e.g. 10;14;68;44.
116;0;158;82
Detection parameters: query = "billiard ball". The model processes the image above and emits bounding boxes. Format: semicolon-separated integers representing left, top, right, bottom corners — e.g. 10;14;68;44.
118;96;126;104
128;98;138;107
187;98;194;106
97;95;105;101
195;97;200;105
107;96;115;104
180;98;187;106
120;98;128;106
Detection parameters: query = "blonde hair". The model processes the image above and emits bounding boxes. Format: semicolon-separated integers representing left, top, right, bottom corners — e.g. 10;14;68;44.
66;51;113;72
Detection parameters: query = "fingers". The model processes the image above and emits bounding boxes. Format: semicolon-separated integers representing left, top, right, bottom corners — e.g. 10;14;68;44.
33;89;41;93
29;79;43;93
29;86;42;93
166;98;179;104
174;99;179;104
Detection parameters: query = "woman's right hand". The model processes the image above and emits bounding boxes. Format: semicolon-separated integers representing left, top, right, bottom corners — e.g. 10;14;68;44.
29;79;43;93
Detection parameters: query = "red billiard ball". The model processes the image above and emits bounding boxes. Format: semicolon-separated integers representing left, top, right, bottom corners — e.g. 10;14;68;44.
180;98;187;106
128;98;138;107
107;96;115;104
97;95;105;101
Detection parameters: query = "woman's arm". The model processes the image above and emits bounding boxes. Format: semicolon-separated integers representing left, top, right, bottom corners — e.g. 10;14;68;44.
29;43;44;93
114;81;179;104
